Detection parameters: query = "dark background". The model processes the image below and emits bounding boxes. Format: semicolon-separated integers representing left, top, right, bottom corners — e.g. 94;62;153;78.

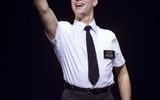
5;0;160;100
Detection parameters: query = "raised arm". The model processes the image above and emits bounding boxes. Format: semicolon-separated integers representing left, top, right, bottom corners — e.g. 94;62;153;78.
34;0;58;40
114;64;131;100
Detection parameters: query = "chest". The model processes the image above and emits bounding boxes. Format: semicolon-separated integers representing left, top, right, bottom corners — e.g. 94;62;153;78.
60;30;115;56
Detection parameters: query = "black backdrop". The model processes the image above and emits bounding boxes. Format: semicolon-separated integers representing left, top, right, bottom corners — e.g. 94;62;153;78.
5;0;160;100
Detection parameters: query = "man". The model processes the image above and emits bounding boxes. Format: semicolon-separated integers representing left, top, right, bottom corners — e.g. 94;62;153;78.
33;0;131;100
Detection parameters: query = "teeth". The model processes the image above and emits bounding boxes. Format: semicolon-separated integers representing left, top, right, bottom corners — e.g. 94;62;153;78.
75;3;84;7
76;4;82;6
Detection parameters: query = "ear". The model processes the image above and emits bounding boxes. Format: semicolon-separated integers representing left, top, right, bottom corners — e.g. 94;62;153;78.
93;0;98;7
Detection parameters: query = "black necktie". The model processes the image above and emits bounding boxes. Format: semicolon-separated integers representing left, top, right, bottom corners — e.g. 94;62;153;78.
84;25;99;85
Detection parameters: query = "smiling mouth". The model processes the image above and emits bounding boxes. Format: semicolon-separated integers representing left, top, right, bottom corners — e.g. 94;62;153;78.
75;3;84;8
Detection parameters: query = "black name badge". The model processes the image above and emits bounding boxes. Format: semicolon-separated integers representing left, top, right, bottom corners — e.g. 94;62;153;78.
104;50;115;59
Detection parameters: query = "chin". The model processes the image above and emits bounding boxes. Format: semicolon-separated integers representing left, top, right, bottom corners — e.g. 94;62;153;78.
75;9;86;15
75;12;85;18
75;9;84;13
75;12;83;15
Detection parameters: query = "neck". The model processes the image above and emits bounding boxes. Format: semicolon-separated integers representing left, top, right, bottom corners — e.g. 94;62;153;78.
75;10;94;25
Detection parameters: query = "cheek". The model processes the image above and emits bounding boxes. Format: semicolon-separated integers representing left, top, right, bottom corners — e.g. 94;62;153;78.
85;4;93;12
71;1;74;9
71;3;75;12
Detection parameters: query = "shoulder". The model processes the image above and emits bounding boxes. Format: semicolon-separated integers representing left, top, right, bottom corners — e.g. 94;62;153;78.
56;21;73;32
98;27;117;40
58;21;71;25
58;21;72;28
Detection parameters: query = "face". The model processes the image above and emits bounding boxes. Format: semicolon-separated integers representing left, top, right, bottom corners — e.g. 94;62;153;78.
71;0;98;18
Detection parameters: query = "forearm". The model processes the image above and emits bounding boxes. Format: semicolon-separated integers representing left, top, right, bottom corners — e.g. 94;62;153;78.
118;69;131;100
33;0;58;39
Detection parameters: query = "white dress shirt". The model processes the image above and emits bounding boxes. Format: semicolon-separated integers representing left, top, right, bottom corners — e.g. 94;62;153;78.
46;20;125;88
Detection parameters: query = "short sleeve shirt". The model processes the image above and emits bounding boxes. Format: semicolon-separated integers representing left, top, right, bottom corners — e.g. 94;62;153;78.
47;20;125;88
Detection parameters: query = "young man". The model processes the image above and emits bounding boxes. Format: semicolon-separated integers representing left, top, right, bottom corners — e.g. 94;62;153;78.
33;0;131;100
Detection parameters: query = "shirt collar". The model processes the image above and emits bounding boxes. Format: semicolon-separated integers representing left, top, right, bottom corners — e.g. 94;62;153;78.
73;19;98;33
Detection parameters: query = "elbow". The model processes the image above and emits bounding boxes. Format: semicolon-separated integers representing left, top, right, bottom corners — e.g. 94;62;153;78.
37;6;50;15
